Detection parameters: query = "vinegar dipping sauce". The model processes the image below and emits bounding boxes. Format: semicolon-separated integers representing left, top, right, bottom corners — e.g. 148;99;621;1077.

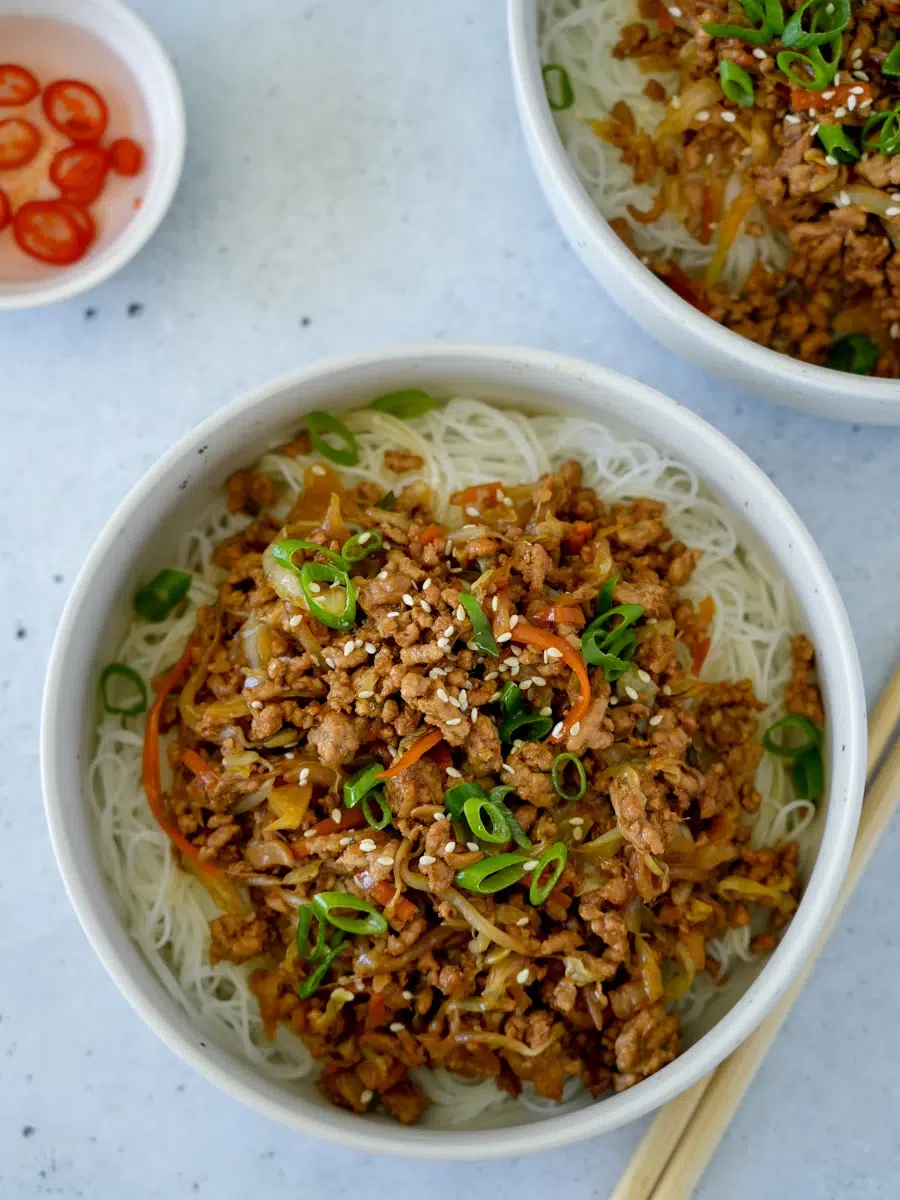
0;15;151;281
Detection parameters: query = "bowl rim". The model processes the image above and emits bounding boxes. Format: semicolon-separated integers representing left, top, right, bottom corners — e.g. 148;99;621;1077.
41;341;866;1159
506;0;900;423
0;0;185;311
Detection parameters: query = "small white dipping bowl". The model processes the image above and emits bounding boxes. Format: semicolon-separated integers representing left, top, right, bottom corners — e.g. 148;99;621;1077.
0;0;184;309
508;0;900;425
42;343;866;1159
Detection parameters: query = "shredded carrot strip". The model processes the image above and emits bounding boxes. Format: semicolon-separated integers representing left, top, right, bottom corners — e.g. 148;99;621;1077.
627;190;666;225
563;521;594;554
305;809;366;838
367;879;417;923
181;747;220;792
691;595;716;675
419;523;443;545
366;992;389;1029
376;728;443;778
532;603;586;629
704;183;757;288
510;624;591;741
452;481;503;508
791;82;872;111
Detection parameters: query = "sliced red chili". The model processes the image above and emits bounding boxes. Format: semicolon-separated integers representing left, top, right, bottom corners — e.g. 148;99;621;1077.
42;79;108;141
109;137;144;176
50;144;108;194
52;199;96;248
13;200;90;265
0;187;9;232
0;117;41;169
0;64;40;107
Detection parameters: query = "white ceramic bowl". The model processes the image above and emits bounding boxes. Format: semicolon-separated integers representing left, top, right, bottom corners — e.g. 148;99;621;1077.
508;0;900;425
0;0;184;310
42;343;866;1159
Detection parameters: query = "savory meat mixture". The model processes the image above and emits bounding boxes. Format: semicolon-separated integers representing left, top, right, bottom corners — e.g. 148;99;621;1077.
594;0;900;376
143;445;821;1124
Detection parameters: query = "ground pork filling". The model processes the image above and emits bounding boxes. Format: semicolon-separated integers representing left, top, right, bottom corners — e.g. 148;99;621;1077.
542;0;900;377
117;420;821;1125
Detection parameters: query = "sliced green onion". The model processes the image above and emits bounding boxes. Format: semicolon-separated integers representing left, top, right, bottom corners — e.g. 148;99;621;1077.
488;785;533;851
816;124;859;163
444;780;486;821
782;0;849;47
702;0;784;44
551;753;587;801
306;411;358;466
273;538;348;572
825;334;880;375
374;490;397;510
792;745;824;800
497;681;523;717
528;842;568;905
455;853;528;895
371;389;435;419
462;795;510;844
596;573;619;615
499;710;554;744
863;106;900;156
719;60;755;107
883;42;900;76
777;35;841;91
542;63;574;111
134;568;191;622
299;561;358;630
296;903;329;963
313;891;389;936
298;937;345;998
99;662;147;716
459;593;499;658
361;789;392;830
344;763;383;808
340;529;384;563
582;602;644;676
762;713;821;757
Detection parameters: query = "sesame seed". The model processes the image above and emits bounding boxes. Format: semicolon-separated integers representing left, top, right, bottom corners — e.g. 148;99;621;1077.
446;766;462;778
308;582;321;594
359;839;377;852
250;700;263;710
459;692;468;711
343;639;355;656
552;721;564;739
785;113;800;125
824;155;838;166
649;714;664;726
671;96;680;108
516;969;530;985
545;646;563;659
386;611;399;619
285;753;295;761
492;596;499;611
516;916;530;927
311;464;327;476
520;679;532;690
466;506;479;517
503;656;518;668
471;708;479;722
378;570;388;580
839;190;850;207
496;631;512;643
449;695;461;708
456;605;466;621
502;763;514;774
339;836;352;846
721;111;736;124
289;614;302;628
695;110;709;122
540;706;553;716
402;594;414;607
430;667;447;678
325;656;336;669
467;842;480;852
625;686;639;701
360;1089;373;1104
571;722;581;736
849;85;864;95
363;642;376;654
638;669;651;683
299;768;310;782
304;829;317;838
245;676;259;689
893;194;900;203
419;600;431;614
402;990;413;1000
663;684;672;696
377;856;394;867
419;855;436;866
445;841;456;853
569;816;584;826
437;637;450;649
609;696;618;706
752;47;766;59
891;323;900;340
446;717;462;726
503;496;514;507
357;689;375;699
423;578;431;591
848;96;857;111
509;614;519;628
389;1022;404;1032
572;826;584;841
854;70;870;81
886;207;900;217
834;106;846;119
445;625;455;638
485;671;498;681
821;90;834;100
523;859;539;871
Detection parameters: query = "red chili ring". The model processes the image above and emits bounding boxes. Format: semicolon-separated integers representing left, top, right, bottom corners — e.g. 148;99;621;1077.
42;79;109;142
50;144;109;194
109;137;144;177
0;117;42;169
0;186;10;232
0;64;40;107
13;200;91;265
52;198;96;248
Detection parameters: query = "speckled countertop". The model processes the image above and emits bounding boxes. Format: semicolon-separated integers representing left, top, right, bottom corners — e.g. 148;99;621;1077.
2;2;900;1196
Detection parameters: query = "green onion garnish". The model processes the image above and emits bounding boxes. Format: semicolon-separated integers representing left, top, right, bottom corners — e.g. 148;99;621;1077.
459;593;499;658
542;63;575;111
498;681;523;717
825;334;880;376
499;709;554;744
863;106;900;156
371;389;435;419
134;568;191;622
816;125;859;163
296;903;330;963
312;891;389;936
306;411;359;466
488;785;533;850
581;601;644;680
551;753;587;801
463;795;510;844
455;852;528;895
99;662;148;716
702;0;784;44
297;937;345;998
792;746;824;799
362;789;392;830
273;538;348;572
444;780;487;821
344;763;384;808
299;561;358;630
782;0;849;47
762;713;821;757
883;43;900;76
596;573;618;615
340;530;383;563
374;490;397;510
719;61;755;107
777;35;841;90
528;842;568;905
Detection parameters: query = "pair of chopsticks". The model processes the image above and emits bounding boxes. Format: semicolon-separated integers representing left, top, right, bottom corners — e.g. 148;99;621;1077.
612;667;900;1200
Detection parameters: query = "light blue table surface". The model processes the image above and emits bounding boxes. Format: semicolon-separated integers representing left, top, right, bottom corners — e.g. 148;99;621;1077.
2;2;900;1196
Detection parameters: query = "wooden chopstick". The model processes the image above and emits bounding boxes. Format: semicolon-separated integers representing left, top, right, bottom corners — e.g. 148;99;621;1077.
612;667;900;1200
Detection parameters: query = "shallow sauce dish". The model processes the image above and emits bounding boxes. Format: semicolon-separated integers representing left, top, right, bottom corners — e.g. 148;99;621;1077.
508;0;900;425
42;343;865;1158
